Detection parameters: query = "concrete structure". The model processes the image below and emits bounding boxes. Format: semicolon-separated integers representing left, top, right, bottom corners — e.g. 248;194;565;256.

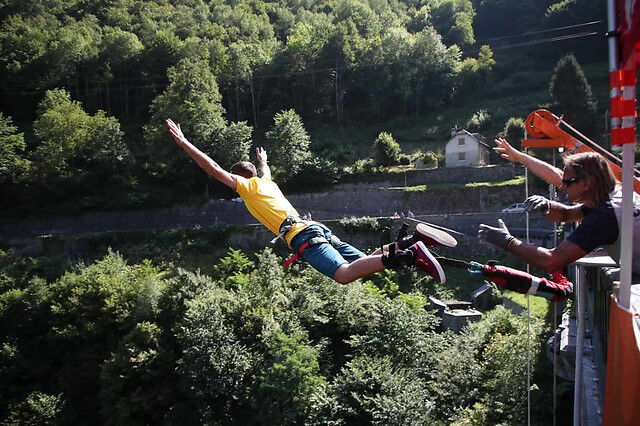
441;308;483;332
429;296;483;332
445;129;490;168
472;283;496;311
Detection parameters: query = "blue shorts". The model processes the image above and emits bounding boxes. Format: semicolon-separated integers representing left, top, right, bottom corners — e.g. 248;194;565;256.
290;223;365;278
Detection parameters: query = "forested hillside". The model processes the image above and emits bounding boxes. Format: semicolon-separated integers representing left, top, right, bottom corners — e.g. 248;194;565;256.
0;1;605;423
0;0;606;217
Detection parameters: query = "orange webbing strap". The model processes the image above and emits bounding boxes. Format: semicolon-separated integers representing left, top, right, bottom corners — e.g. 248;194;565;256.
282;236;333;269
283;241;309;268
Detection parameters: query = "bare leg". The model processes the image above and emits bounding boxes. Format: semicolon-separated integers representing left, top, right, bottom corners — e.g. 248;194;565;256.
332;255;385;284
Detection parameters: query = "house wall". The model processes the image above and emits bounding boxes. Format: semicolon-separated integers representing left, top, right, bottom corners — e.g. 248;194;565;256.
446;134;482;167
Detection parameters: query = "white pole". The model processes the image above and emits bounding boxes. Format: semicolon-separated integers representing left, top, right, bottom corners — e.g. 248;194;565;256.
574;265;587;426
620;142;635;309
607;0;633;309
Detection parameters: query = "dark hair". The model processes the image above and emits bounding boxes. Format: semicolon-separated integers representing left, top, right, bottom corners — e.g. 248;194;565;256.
231;161;257;178
563;152;618;205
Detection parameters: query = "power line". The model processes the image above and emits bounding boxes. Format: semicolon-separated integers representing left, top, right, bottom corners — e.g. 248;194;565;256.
476;20;603;44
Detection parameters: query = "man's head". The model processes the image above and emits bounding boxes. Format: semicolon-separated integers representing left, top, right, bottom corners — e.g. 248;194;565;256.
231;161;257;179
562;152;617;207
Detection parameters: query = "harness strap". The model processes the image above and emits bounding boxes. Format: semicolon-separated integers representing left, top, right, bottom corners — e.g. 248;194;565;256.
282;235;338;268
269;215;313;246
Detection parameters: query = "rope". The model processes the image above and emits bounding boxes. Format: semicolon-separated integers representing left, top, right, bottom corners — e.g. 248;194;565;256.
525;139;532;426
552;149;558;426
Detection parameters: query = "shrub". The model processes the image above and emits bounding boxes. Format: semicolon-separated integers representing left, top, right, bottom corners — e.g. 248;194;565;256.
254;331;326;424
99;322;175;424
373;132;401;166
500;117;525;148
319;355;432;425
338;216;385;233
3;391;64;425
290;156;341;189
466;109;491;133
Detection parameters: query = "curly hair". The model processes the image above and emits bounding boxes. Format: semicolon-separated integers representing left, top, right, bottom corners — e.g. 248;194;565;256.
563;152;618;206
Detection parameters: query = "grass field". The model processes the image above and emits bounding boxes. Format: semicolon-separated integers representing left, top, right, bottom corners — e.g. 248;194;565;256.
386;176;525;191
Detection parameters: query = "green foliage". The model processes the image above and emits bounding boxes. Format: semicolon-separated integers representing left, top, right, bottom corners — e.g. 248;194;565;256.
318;355;432;425
456;45;496;92
255;331;326;424
50;252;165;339
32;89;129;185
500;117;526;148
466;109;492;133
175;283;260;423
549;54;598;138
373;132;401;166
0;113;29;184
289;156;342;189
0;242;555;425
99;321;174;425
213;248;254;289
431;0;475;46
2;391;63;426
265;109;311;182
338;216;386;233
145;58;228;181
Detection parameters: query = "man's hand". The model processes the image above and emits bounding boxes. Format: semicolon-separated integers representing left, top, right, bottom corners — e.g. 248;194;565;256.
493;138;523;163
256;147;267;163
256;146;271;180
166;118;187;145
478;219;516;250
523;195;551;214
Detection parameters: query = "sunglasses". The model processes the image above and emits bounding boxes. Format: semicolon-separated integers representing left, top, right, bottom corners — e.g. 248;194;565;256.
561;176;583;187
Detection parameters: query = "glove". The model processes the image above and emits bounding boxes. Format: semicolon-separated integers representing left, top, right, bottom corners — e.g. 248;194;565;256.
478;219;516;250
523;195;550;214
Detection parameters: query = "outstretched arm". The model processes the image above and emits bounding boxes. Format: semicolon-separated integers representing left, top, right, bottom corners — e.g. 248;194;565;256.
256;147;271;180
166;118;237;190
494;138;564;188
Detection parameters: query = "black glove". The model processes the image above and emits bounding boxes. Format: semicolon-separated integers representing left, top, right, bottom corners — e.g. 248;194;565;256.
478;219;516;250
523;195;550;214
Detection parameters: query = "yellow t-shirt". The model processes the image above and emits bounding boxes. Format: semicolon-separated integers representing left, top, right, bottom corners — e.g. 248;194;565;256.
235;176;307;246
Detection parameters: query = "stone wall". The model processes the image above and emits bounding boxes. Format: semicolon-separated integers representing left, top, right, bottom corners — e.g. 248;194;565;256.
342;164;520;188
0;165;528;242
11;212;555;261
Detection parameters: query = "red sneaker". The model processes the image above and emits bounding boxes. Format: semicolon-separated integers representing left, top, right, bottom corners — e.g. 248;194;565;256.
414;223;457;248
410;241;446;283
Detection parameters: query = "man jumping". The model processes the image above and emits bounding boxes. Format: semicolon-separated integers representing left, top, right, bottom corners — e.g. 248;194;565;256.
166;118;456;284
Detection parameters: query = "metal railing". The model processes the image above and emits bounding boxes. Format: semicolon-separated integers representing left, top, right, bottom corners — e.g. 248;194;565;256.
572;255;617;426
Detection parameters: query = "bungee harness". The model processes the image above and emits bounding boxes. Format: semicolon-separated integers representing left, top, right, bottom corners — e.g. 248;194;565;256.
273;216;342;269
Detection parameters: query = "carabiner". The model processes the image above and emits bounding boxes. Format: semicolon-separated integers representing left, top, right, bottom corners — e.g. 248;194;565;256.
468;261;484;274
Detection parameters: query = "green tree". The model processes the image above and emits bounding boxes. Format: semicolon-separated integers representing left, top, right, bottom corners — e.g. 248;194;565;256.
500;117;526;148
31;89;129;187
99;321;175;425
0;113;29;184
2;391;64;426
320;355;432;425
431;0;475;46
549;54;598;138
265;109;311;182
254;332;326;424
145;58;251;185
373;132;401;166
